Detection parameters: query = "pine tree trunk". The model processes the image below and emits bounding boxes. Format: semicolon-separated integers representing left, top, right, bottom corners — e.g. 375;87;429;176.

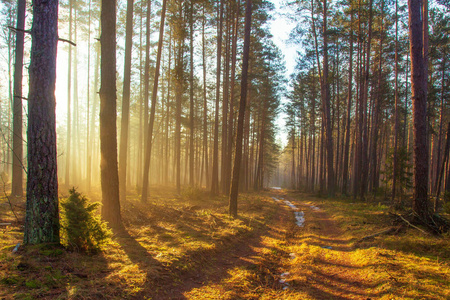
141;0;167;201
24;0;59;244
65;0;73;187
392;0;399;203
360;0;373;199
201;9;209;188
409;0;430;222
100;0;122;229
119;0;134;202
229;0;251;215
225;1;239;194
322;0;334;197
211;0;224;196
175;4;184;194
11;0;26;197
342;7;353;196
143;0;152;162
433;53;446;193
189;0;195;187
370;0;384;193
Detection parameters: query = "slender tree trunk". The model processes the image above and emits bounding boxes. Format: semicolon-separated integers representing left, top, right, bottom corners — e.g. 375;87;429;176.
221;7;231;194
11;0;26;197
143;0;152;161
342;7;353;196
408;0;430;222
211;0;224;196
392;0;399;203
65;0;73;187
90;27;100;187
226;0;239;194
360;0;373;199
24;0;59;244
228;0;251;214
433;53;446;193
73;14;79;184
141;0;167;201
189;0;195;187
100;0;122;229
201;9;209;188
119;0;134;202
353;0;362;198
86;0;92;191
322;0;334;197
175;3;184;194
370;0;384;193
165;29;172;185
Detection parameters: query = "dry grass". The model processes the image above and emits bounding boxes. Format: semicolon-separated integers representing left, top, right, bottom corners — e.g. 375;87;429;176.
0;187;279;299
1;187;449;299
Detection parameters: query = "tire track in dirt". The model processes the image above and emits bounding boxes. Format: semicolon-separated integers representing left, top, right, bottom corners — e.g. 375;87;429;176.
276;191;379;299
149;196;294;299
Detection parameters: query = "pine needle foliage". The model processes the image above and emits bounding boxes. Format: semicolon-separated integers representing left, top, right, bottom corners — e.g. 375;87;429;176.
60;188;111;253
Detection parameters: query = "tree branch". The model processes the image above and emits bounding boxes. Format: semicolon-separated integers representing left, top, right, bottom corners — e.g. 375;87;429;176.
8;26;76;46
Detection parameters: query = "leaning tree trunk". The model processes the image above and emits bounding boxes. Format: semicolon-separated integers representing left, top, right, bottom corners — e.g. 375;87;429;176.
24;0;60;244
11;0;26;197
409;0;430;222
100;0;122;229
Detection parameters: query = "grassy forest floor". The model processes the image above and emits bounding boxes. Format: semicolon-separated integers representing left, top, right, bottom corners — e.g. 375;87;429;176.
0;187;449;299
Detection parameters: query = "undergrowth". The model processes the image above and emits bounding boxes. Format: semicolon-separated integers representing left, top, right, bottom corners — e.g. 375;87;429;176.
60;188;111;253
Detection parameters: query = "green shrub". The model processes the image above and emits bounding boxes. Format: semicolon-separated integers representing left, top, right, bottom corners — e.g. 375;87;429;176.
60;188;111;253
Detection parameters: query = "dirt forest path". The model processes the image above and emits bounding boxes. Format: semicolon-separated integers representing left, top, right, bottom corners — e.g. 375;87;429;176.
153;189;379;300
150;191;295;299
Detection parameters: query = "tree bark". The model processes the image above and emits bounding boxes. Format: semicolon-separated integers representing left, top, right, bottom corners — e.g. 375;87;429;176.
11;0;26;197
189;0;195;187
408;0;430;222
100;0;122;229
211;0;224;196
65;0;73;187
322;0;335;197
201;8;209;188
119;0;134;202
229;0;252;217
392;0;399;203
24;0;59;244
141;0;167;201
226;0;239;194
342;6;353;196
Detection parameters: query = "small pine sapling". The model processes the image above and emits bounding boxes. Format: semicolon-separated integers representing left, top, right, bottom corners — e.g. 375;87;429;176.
60;188;111;253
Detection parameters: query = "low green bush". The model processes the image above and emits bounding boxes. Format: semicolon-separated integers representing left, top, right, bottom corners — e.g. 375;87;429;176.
60;189;111;253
